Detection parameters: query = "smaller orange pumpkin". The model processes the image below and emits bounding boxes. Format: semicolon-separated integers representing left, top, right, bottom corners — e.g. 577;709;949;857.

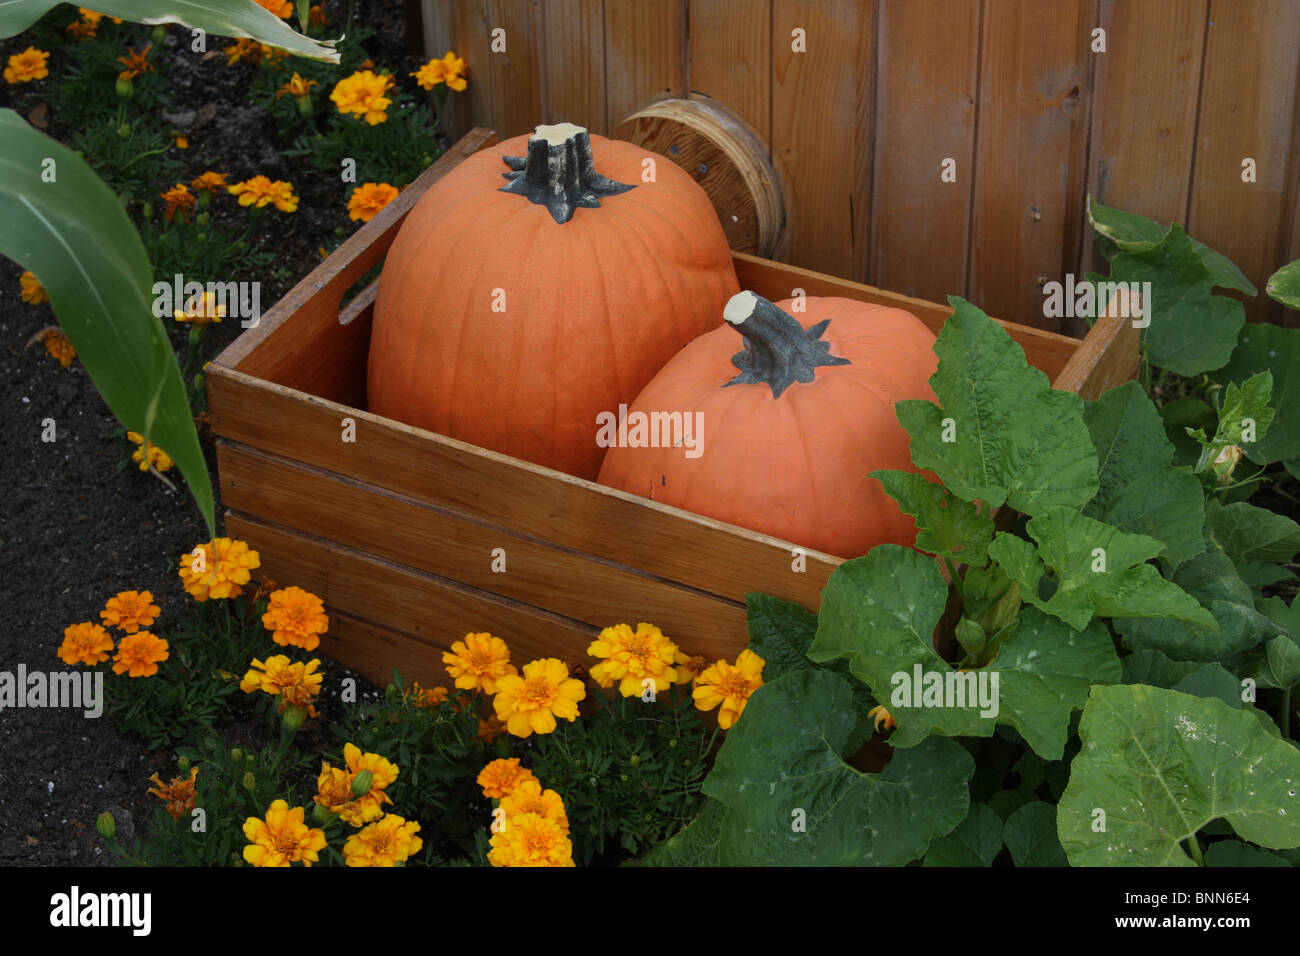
596;291;939;558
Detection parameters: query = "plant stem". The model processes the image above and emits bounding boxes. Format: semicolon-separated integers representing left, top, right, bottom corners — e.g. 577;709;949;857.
943;556;968;613
1283;687;1292;741
1186;833;1206;867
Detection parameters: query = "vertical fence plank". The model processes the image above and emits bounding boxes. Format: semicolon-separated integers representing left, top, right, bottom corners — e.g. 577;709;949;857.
483;0;543;139
540;0;607;130
770;0;873;279
968;0;1090;332
689;0;772;142
604;0;689;130
870;0;979;302
1188;0;1300;323
450;0;497;136
1079;0;1207;290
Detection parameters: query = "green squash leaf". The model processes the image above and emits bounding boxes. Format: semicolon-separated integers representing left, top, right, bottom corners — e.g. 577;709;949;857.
1122;648;1202;687
0;0;338;61
1206;499;1300;567
1267;258;1300;310
895;297;1099;515
1210;323;1300;464
1082;382;1205;567
1109;225;1245;376
1058;684;1300;866
702;669;974;865
0;110;214;539
1003;801;1068;867
634;800;723;867
810;547;1120;759
743;593;820;683
1189;372;1275;473
1205;840;1293;866
989;507;1216;632
1114;550;1273;662
923;803;1004;866
871;470;994;566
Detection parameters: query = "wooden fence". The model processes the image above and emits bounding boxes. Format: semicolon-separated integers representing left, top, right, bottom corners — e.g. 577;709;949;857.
416;0;1300;333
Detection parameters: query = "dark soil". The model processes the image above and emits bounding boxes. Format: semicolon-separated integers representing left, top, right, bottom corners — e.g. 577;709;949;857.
0;0;429;866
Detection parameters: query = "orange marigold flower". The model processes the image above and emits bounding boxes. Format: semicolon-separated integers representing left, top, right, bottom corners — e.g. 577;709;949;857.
243;800;326;866
178;537;261;602
175;133;189;150
868;704;897;733
492;658;586;738
313;743;398;826
476;714;507;744
488;812;574;867
442;632;517;694
346;182;399;223
693;649;766;730
36;328;76;367
277;71;318;99
255;0;294;17
410;51;467;91
404;681;448;708
228;175;298;213
125;431;174;473
160;184;196;223
112;632;170;677
587;622;678;698
191;171;229;193
476;758;537;800
261;586;329;651
99;590;160;634
343;813;422;867
309;4;328;26
5;47;50;84
329;70;394;125
673;649;708;685
499;779;569;833
58;622;114;666
117;44;152;80
172;291;226;326
240;655;323;718
148;766;199;821
67;12;100;38
19;271;48;304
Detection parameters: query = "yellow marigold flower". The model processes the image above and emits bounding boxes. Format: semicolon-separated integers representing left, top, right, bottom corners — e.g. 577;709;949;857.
277;71;318;99
67;12;99;38
330;70;394;125
261;586;329;651
125;431;174;473
500;779;569;833
19;271;48;304
160;184;196;222
242;800;326;867
191;171;228;193
116;44;152;80
346;182;399;223
147;766;199;821
177;537;261;602
404;681;448;708
488;812;574;867
314;743;398;826
693;649;766;730
409;57;446;90
255;0;294;17
492;658;586;738
437;51;467;91
309;4;328;26
99;590;160;634
35;328;76;367
175;133;188;149
476;714;507;744
228;175;298;213
588;622;678;698
172;291;226;326
5;47;50;84
673;650;708;685
112;632;169;677
442;632;516;694
240;655;323;718
343;813;422;866
476;758;537;799
868;704;897;733
58;622;114;666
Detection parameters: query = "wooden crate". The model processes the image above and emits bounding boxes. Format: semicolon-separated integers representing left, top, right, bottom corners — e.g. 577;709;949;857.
207;127;1140;691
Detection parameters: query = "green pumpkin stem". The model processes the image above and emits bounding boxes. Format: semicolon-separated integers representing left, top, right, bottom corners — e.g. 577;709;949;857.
723;291;851;398
499;122;635;224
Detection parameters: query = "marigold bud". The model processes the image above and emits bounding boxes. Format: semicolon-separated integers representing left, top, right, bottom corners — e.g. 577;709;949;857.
96;812;116;840
177;755;190;773
115;74;133;100
140;202;154;222
229;748;243;762
281;704;305;734
151;25;167;47
351;769;373;798
241;771;256;792
310;802;334;826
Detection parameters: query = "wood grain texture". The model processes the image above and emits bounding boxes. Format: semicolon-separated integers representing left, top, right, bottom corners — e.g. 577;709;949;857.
611;97;785;255
485;0;543;138
1050;286;1141;399
1081;0;1206;281
216;440;749;640
603;0;688;132
539;0;606;130
454;0;498;134
969;0;1090;332
870;0;978;301
688;0;771;140
1188;0;1300;322
771;0;873;279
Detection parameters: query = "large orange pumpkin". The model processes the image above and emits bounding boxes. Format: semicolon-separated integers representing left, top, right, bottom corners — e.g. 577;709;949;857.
368;122;740;479
596;291;939;558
